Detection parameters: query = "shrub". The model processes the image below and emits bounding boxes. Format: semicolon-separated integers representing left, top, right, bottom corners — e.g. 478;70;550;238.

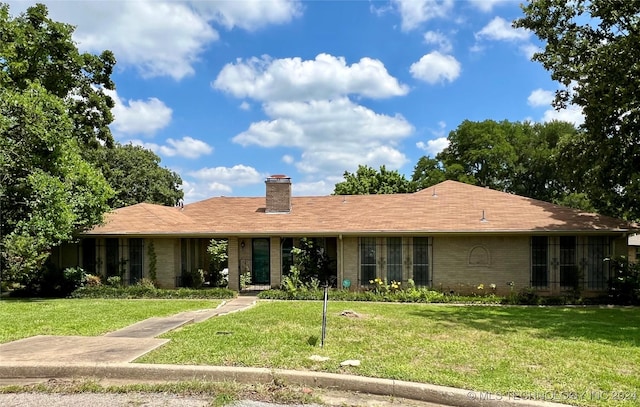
137;278;156;289
608;256;640;305
191;269;205;289
85;274;102;287
240;271;252;289
106;276;122;287
61;267;87;295
511;288;541;305
70;285;236;299
257;287;504;304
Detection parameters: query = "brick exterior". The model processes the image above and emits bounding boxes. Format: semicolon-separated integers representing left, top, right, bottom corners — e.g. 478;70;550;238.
270;237;281;288
74;180;634;294
342;236;359;286
150;238;178;288
337;234;620;295
228;237;240;291
265;177;291;213
432;236;530;295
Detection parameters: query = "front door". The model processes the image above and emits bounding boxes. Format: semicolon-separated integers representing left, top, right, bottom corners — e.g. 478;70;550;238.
252;238;270;284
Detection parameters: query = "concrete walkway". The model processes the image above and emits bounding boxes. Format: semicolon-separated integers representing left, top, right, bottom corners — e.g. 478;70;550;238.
0;295;258;363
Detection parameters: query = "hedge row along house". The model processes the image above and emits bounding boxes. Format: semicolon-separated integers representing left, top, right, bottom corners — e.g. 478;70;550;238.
52;176;635;295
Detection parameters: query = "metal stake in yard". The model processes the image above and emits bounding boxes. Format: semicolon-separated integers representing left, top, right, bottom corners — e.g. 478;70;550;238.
320;284;328;348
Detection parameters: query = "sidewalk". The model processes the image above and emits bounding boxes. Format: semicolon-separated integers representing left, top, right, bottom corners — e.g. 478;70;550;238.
0;295;258;363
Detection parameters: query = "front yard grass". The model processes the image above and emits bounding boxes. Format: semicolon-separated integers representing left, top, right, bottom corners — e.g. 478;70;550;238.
139;301;640;407
0;299;221;343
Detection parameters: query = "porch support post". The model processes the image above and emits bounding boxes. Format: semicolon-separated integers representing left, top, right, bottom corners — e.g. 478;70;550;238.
228;237;240;291
270;236;281;288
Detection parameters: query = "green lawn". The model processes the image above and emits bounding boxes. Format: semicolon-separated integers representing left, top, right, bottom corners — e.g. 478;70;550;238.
139;301;640;407
0;299;220;343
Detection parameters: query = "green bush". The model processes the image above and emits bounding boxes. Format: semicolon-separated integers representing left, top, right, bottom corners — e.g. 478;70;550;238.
70;285;236;299
258;288;504;304
608;256;640;305
106;276;122;287
61;267;87;295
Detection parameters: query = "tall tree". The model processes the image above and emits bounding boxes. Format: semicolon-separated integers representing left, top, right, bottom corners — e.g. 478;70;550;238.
0;3;114;286
438;119;520;191
515;0;640;220
1;83;112;285
411;156;446;191
0;3;116;148
412;120;591;210
334;165;416;195
86;144;183;208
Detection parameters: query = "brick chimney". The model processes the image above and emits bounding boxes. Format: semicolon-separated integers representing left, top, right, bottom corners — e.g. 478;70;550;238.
265;175;291;213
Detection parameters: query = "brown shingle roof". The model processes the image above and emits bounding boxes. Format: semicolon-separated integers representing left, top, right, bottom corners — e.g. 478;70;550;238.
83;180;634;236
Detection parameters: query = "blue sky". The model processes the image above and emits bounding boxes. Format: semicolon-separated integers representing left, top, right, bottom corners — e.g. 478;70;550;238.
10;0;583;202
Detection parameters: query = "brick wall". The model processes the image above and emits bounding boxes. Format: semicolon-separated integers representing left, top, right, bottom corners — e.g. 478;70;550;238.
265;180;291;213
228;237;239;291
149;238;178;288
270;236;282;288
342;236;359;285
340;235;529;294
432;235;530;295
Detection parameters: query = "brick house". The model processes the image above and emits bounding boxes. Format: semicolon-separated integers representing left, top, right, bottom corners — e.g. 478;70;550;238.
52;176;635;295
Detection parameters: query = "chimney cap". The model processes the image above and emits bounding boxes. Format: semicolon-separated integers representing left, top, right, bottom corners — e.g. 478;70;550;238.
266;174;291;183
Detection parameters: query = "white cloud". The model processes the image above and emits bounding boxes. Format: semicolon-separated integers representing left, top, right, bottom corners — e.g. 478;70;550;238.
239;101;251;111
473;16;537;59
182;165;267;201
520;43;541;59
132;137;213;159
293;180;334;196
476;16;530;42
410;52;461;84
542;105;585;126
214;53;413;187
233;98;413;176
423;30;453;53
189;165;266;186
471;0;512;12
104;89;172;136
39;1;217;80
392;0;454;32
528;89;554;107
192;0;302;31
206;182;233;194
214;53;409;101
161;137;214;158
417;137;449;156
28;0;301;80
527;88;585;126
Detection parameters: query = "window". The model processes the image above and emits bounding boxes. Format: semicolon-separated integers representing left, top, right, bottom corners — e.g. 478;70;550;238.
82;238;96;275
129;238;143;285
387;237;403;282
413;237;430;286
585;237;610;290
105;238;119;278
559;236;577;288
360;238;376;283
282;238;294;275
531;237;548;288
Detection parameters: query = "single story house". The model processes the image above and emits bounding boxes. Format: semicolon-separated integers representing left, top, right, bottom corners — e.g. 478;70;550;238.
52;176;635;295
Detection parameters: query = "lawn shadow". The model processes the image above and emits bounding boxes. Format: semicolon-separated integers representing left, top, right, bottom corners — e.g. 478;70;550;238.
409;305;640;346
